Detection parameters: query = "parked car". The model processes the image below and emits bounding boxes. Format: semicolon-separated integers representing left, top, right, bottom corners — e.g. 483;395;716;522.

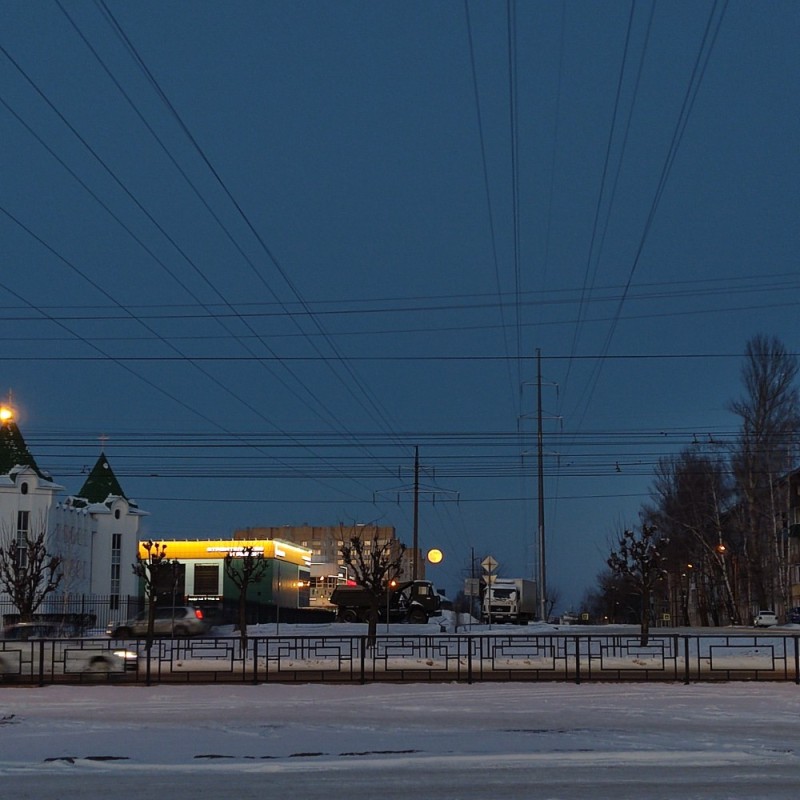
753;610;778;627
787;607;800;624
107;606;210;638
3;622;68;640
0;623;138;675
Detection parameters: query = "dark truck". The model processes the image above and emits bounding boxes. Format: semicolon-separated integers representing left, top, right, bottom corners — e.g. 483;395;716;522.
330;580;442;624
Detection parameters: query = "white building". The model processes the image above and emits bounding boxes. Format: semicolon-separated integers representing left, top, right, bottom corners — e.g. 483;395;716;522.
0;408;146;616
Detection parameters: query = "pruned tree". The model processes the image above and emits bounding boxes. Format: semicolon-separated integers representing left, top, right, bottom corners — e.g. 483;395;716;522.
132;540;178;652
607;524;667;645
224;546;269;653
339;524;406;645
0;524;62;623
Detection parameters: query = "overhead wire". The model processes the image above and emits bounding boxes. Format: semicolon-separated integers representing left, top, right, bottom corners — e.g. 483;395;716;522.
463;0;517;416
93;0;411;459
561;0;638;404
51;0;401;481
0;93;369;452
0;219;372;501
571;0;730;430
547;0;655;562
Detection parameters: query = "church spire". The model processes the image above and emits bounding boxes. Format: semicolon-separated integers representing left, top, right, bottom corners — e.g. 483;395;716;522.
0;404;43;477
77;452;127;503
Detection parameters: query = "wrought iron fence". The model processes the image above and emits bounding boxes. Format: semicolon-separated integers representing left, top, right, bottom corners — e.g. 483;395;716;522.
1;631;799;686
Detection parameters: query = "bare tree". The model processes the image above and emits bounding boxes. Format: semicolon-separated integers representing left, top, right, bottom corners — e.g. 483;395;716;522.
132;540;178;652
224;546;269;653
581;565;645;625
339;524;406;645
543;585;561;622
729;334;799;613
647;447;739;625
0;524;62;623
607;524;666;645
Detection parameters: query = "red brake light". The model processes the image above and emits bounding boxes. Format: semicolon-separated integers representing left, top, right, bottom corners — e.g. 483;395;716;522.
194;609;204;620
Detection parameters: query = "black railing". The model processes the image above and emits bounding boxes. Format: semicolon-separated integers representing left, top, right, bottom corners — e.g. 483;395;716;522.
1;595;143;634
2;632;800;686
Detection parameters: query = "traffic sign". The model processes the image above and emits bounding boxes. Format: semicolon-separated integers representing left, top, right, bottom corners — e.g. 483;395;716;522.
481;555;498;573
464;578;480;597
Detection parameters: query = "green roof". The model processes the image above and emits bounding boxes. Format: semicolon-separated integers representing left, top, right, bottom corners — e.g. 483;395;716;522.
0;420;43;477
76;453;127;503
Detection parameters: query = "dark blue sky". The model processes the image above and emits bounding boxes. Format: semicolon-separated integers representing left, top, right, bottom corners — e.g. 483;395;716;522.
1;1;798;609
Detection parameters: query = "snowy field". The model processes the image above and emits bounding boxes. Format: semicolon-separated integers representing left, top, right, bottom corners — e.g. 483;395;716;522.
1;681;799;799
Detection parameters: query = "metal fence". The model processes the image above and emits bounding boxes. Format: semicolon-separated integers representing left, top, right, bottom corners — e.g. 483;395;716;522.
0;595;143;634
1;631;799;686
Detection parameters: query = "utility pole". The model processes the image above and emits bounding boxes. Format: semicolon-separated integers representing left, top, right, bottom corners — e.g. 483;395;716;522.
536;348;546;622
374;447;458;583
520;350;558;622
412;446;420;581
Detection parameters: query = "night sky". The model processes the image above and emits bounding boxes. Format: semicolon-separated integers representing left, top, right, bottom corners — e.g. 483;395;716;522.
1;1;798;610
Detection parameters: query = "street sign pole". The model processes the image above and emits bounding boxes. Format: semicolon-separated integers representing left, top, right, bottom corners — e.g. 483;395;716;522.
481;556;498;629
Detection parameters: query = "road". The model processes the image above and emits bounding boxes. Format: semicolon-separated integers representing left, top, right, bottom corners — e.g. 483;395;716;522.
0;682;798;798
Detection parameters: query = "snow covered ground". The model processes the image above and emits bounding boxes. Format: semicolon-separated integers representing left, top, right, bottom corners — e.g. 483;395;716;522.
1;681;799;799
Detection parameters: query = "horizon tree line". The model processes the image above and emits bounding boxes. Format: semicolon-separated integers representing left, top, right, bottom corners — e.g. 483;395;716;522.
592;334;800;630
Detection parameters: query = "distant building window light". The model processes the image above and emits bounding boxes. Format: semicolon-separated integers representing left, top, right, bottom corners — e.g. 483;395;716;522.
110;533;121;595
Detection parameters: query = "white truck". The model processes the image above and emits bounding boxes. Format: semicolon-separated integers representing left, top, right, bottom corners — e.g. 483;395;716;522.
482;578;537;624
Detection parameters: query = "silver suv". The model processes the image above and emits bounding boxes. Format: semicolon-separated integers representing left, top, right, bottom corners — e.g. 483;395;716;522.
107;606;210;638
2;623;138;674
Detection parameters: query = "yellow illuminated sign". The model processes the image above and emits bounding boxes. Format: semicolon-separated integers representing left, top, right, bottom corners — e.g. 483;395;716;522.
137;539;312;566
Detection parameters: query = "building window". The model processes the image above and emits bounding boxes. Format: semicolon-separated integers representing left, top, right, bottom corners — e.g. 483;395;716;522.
16;510;29;568
110;533;121;607
20;482;28;495
194;565;219;596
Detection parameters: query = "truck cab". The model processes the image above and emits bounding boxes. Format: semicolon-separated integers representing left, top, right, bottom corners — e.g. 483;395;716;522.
482;578;536;624
331;579;441;624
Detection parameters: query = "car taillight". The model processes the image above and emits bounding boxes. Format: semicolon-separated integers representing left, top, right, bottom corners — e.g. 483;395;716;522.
194;609;204;619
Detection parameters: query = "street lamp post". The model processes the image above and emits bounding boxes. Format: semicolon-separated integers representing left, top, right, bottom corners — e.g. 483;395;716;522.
275;560;281;635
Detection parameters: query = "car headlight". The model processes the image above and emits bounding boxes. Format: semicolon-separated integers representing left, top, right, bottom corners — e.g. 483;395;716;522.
113;649;139;661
